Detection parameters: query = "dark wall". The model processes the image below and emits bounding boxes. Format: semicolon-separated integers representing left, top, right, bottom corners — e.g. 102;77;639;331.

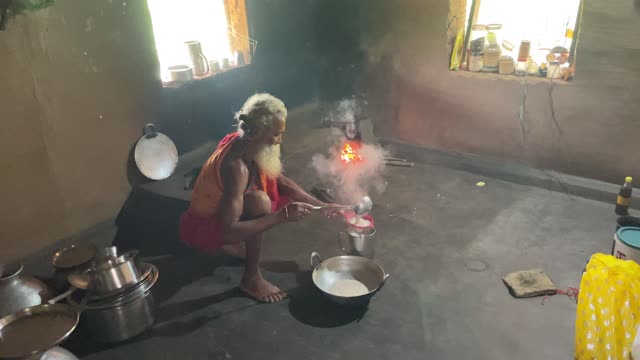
363;0;640;184
0;0;161;263
0;0;368;262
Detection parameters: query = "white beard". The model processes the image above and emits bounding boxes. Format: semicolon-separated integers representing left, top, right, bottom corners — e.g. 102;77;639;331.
254;144;282;178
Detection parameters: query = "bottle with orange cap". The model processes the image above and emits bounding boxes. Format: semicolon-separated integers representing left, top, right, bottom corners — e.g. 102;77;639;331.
615;176;633;215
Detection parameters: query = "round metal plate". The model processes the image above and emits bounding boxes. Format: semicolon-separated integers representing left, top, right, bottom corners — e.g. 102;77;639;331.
134;132;178;180
0;304;79;359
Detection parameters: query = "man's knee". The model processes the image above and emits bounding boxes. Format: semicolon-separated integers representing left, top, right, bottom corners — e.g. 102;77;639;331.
243;191;272;218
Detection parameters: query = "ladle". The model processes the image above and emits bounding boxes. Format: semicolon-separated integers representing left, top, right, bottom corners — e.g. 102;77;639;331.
310;196;372;216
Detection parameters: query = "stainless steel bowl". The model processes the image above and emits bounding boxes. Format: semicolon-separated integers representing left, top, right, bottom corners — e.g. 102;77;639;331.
310;252;389;306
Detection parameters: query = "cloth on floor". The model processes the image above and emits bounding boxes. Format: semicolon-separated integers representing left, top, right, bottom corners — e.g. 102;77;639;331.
502;268;556;298
575;253;640;360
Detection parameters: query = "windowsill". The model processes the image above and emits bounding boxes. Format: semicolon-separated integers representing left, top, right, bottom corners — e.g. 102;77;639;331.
161;63;250;88
450;70;571;85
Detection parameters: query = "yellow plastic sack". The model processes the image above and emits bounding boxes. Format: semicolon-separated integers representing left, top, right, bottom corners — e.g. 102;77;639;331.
576;253;640;359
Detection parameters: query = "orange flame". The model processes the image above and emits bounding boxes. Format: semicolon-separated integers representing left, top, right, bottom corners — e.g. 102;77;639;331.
340;142;364;164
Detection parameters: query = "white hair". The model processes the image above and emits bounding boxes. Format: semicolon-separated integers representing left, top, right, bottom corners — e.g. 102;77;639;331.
235;93;287;138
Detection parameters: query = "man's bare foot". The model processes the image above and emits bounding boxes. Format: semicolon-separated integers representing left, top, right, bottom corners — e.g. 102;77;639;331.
221;243;246;260
240;275;287;303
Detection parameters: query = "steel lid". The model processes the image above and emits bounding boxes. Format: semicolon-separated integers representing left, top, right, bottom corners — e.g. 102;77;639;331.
67;263;158;308
51;243;97;269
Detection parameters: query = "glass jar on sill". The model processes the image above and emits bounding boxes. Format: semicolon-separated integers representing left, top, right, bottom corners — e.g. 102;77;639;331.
547;61;562;79
483;31;501;73
515;61;527;76
499;56;515;75
469;52;483;72
486;24;502;48
470;24;487;53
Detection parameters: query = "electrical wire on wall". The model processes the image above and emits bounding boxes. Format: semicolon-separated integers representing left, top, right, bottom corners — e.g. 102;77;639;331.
547;66;564;136
518;78;528;142
546;0;584;137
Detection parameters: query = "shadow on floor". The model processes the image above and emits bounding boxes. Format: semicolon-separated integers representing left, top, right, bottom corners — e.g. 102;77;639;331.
64;256;253;358
152;252;219;302
112;186;189;257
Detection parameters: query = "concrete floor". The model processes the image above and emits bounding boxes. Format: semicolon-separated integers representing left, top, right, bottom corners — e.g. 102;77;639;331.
50;135;618;360
26;106;615;359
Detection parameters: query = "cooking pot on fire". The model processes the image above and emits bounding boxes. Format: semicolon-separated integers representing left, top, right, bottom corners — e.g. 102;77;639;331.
310;252;389;306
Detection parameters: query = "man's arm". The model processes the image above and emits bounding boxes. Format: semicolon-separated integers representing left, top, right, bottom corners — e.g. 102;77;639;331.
219;159;285;243
277;174;325;207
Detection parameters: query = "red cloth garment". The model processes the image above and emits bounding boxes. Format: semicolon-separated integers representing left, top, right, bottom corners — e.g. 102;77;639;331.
179;133;286;253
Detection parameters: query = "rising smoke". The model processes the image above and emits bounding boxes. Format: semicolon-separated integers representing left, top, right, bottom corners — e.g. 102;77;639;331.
312;98;389;204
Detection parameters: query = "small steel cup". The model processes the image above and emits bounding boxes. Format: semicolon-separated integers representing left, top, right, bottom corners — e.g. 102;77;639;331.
338;227;376;259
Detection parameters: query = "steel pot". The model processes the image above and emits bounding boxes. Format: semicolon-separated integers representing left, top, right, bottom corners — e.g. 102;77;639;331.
89;251;141;294
338;227;376;259
310;252;389;306
79;288;155;343
0;263;55;319
68;263;158;343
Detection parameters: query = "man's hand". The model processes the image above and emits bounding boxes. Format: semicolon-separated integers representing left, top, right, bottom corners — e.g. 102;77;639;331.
281;202;314;222
322;203;347;218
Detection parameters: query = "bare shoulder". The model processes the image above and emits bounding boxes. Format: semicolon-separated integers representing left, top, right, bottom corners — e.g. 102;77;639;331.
220;153;248;191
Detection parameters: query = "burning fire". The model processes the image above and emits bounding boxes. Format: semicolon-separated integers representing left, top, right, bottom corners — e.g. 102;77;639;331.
340;142;363;164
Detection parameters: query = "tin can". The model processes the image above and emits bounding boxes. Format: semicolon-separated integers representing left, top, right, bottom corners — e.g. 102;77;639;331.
613;227;640;262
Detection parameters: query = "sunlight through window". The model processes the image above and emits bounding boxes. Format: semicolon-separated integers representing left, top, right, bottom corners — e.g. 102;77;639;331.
146;0;232;81
466;0;580;64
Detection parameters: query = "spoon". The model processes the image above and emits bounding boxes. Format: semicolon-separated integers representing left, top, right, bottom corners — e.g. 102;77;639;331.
310;196;373;216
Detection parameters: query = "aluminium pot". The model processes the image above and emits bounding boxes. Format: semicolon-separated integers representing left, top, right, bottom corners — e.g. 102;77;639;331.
310;252;389;306
68;263;158;343
89;251;142;294
79;288;155;343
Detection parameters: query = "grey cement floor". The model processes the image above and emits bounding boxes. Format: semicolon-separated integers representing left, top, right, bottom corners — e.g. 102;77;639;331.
28;106;618;359
54;138;618;360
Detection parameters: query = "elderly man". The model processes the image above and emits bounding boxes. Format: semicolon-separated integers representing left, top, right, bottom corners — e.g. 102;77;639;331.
180;93;331;303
